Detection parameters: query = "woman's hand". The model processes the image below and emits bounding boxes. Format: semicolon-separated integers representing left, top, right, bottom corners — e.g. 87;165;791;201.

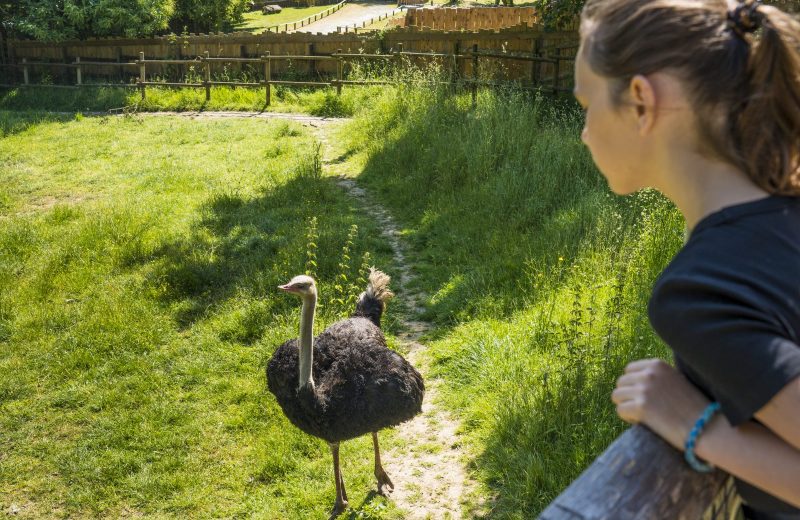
611;359;712;450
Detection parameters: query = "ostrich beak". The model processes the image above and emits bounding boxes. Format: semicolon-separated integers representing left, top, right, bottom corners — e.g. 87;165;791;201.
278;284;292;292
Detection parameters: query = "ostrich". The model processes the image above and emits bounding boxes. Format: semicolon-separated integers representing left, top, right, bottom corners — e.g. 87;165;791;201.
267;269;424;516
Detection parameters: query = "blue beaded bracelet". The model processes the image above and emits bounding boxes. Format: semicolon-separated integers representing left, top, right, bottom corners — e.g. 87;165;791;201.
684;402;721;473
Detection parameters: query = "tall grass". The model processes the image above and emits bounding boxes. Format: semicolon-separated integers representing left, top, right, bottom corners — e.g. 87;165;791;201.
0;111;402;518
339;84;685;516
0;84;386;117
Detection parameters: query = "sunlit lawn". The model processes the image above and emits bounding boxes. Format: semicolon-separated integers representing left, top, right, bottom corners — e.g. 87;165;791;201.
235;6;335;32
0;111;403;518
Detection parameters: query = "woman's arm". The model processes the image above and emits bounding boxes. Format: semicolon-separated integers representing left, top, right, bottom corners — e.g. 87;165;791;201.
612;359;800;508
755;376;800;451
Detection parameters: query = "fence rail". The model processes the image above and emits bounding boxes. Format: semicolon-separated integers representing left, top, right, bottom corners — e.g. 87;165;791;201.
538;426;741;520
5;45;577;105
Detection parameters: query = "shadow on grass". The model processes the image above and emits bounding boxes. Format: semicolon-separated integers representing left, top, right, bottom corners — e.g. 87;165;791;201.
0;86;130;113
142;172;394;342
0;109;77;137
351;88;627;326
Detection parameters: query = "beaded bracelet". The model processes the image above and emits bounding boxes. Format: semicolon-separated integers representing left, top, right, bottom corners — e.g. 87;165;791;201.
684;402;721;473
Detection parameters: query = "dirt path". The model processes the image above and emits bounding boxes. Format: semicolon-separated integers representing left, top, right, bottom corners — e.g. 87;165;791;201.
310;120;484;519
296;2;400;33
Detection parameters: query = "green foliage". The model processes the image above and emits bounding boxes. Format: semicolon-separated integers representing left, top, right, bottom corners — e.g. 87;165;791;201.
3;0;254;41
530;0;583;29
0;85;385;117
9;0;175;41
332;224;359;314
304;216;319;278
171;0;250;33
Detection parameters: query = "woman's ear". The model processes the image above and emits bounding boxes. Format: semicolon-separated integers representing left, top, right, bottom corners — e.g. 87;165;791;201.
629;74;657;135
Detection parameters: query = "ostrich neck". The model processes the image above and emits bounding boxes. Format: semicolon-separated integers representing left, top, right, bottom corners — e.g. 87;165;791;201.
298;293;316;389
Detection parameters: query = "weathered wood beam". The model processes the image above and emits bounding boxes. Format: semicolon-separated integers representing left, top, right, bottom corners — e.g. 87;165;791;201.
538;425;729;520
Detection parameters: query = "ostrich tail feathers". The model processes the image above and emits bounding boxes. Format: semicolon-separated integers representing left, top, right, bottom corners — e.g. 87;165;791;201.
353;268;393;328
366;268;394;303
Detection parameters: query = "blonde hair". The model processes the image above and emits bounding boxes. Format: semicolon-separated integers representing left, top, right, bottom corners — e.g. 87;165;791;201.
581;0;800;195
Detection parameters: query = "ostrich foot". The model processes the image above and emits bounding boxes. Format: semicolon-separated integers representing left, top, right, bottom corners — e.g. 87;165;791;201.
375;467;394;495
329;498;349;518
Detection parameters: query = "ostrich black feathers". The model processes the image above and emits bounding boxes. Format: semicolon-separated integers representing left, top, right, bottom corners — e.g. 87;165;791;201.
352;268;393;327
266;270;424;444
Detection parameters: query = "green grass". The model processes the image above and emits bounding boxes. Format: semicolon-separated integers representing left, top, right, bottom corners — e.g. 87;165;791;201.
1;73;687;517
336;85;685;517
0;110;404;518
0;85;385;118
235;5;336;32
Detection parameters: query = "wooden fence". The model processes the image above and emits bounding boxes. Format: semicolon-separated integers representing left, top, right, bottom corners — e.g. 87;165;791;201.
401;6;540;31
1;25;578;86
538;426;742;520
2;43;578;110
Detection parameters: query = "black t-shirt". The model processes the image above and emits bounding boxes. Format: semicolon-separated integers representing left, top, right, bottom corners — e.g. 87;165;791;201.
648;195;800;514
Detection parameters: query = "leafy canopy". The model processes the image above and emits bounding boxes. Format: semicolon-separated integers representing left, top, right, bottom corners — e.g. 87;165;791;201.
2;0;251;41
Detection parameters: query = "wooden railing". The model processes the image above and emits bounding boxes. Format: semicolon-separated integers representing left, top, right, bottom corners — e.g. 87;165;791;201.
2;45;577;104
538;426;741;520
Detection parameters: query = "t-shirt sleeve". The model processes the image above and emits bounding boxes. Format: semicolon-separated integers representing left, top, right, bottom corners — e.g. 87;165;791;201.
649;275;800;426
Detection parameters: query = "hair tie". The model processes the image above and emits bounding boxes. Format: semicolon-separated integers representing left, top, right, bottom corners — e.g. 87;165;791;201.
727;0;764;38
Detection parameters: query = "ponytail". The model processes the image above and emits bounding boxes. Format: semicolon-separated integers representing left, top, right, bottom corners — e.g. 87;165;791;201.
581;0;800;196
735;4;800;195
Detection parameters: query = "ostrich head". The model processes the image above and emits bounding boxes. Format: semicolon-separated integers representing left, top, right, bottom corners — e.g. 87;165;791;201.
278;275;317;300
279;274;318;390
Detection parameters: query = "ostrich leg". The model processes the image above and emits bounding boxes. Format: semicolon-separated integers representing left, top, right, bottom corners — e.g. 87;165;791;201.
372;432;394;494
329;442;348;516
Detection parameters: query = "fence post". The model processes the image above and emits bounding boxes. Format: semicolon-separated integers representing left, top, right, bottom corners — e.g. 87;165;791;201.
336;48;343;96
471;43;478;108
116;46;123;83
75;56;82;86
138;52;146;100
204;50;211;101
22;57;28;85
396;42;404;79
553;55;560;95
263;52;271;106
61;45;68;84
309;43;317;77
452;41;460;94
531;36;542;86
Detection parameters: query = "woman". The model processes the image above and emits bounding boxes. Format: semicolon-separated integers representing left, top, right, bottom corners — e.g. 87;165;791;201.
573;0;800;517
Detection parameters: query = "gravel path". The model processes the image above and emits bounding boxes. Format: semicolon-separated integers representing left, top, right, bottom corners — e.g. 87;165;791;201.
295;2;400;33
310;119;485;519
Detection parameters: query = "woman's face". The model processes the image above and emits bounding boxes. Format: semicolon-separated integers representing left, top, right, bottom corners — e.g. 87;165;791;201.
573;48;648;195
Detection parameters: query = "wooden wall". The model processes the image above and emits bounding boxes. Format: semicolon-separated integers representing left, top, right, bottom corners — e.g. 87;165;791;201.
401;7;540;31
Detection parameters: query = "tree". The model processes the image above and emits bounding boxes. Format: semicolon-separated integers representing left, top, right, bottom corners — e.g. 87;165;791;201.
170;0;250;34
531;0;583;29
6;0;175;42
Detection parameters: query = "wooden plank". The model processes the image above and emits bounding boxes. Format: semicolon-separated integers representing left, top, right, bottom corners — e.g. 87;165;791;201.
538;426;729;520
139;81;203;87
